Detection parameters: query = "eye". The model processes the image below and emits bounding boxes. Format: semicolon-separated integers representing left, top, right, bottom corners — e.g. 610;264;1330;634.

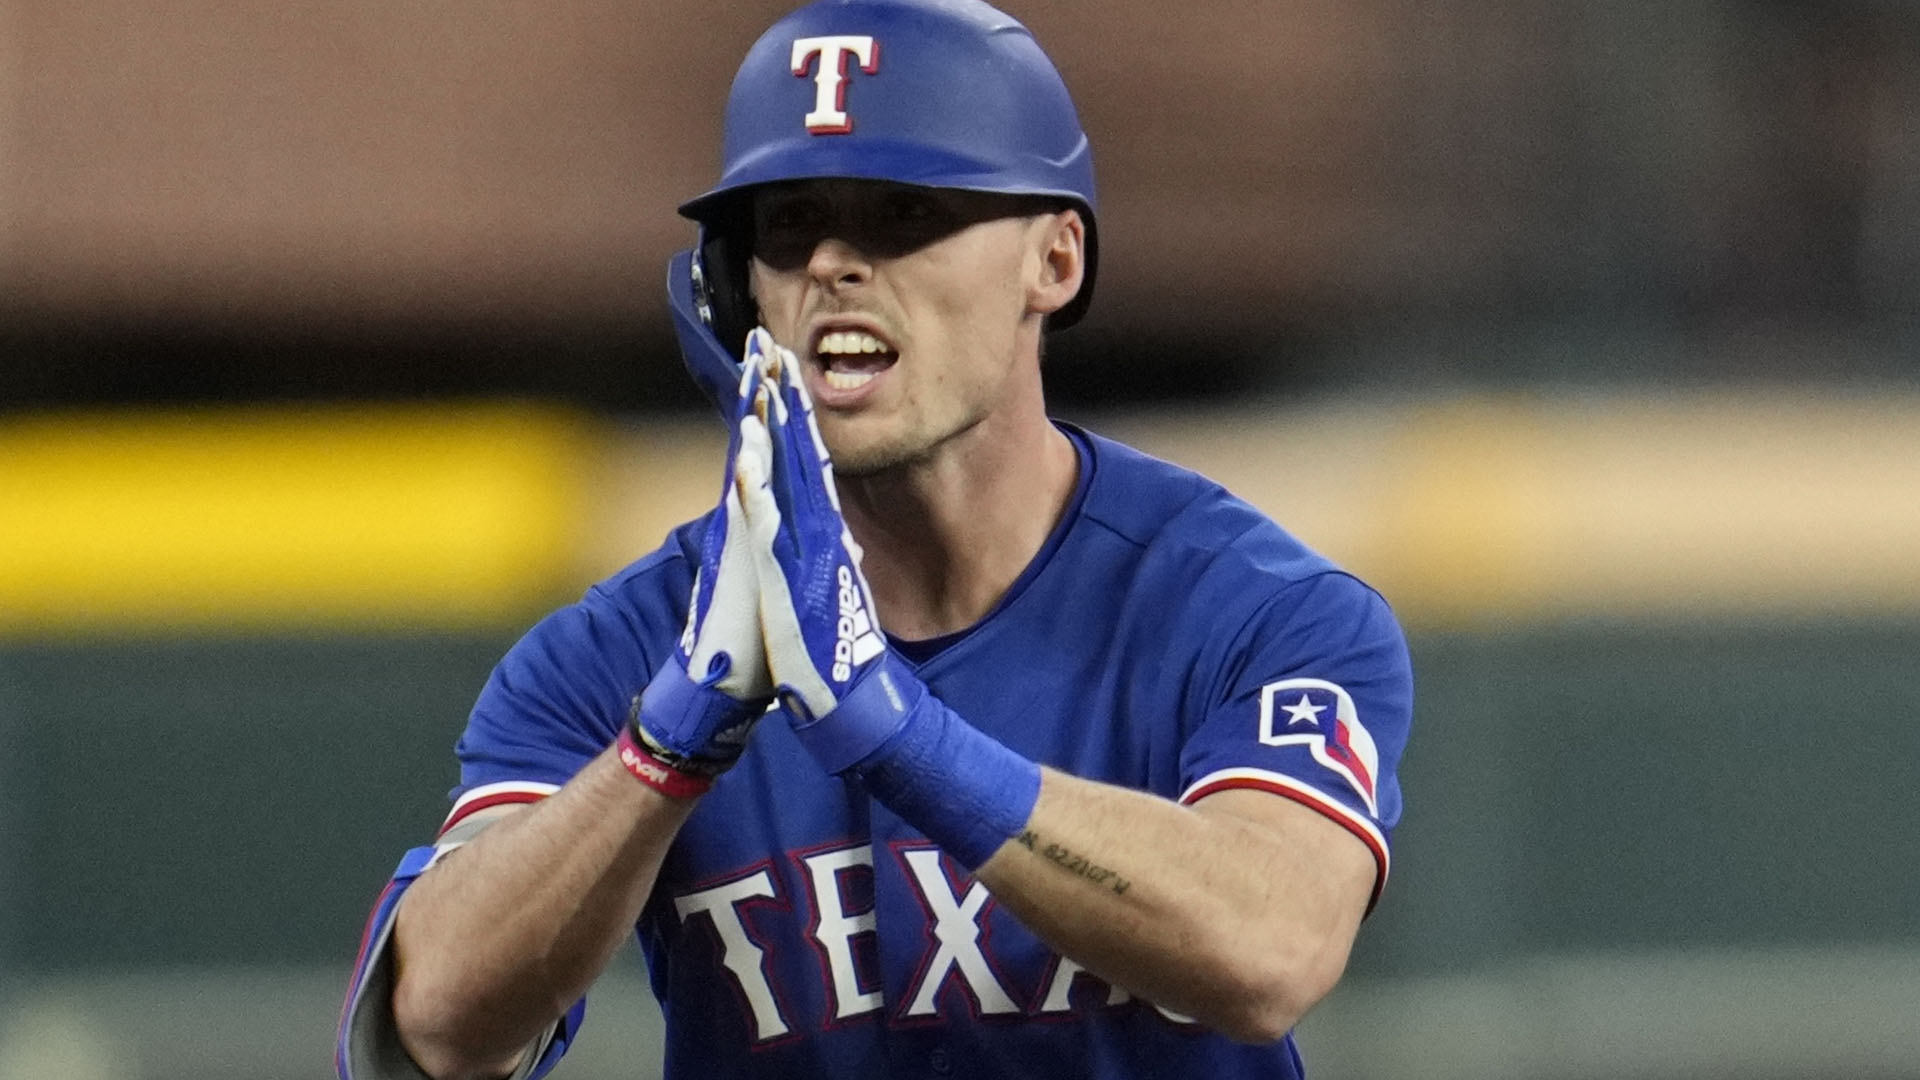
883;191;944;226
758;198;825;234
752;193;833;268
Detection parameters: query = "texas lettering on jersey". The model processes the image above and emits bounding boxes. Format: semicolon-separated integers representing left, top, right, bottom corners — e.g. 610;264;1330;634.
669;841;1196;1043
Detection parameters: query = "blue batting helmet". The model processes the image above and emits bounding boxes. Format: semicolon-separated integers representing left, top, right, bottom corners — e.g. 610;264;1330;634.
668;0;1099;413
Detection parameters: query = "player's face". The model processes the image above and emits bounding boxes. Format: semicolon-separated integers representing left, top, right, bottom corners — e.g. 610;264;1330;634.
746;179;1068;476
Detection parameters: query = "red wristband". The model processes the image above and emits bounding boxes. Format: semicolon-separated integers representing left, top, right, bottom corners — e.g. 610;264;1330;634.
616;726;715;799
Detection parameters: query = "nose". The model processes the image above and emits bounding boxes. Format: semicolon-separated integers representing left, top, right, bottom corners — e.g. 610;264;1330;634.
806;236;872;291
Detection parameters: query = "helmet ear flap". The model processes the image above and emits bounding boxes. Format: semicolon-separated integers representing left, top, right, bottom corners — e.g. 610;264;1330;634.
697;224;758;365
672;228;752;413
667;219;764;419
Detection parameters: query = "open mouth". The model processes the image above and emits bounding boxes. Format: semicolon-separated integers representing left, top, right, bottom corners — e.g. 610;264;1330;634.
814;329;899;392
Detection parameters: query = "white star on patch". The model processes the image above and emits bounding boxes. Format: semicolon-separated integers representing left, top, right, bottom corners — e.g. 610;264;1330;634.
1281;693;1327;727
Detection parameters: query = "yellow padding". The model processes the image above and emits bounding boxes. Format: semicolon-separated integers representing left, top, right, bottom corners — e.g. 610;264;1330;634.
1106;391;1920;626
0;405;596;633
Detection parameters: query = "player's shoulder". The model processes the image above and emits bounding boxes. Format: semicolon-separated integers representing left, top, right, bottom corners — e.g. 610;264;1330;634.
1075;425;1345;587
1070;424;1402;653
511;513;711;658
459;512;717;787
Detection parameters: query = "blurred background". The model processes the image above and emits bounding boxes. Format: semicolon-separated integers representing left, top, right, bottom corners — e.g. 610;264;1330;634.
2;1;1917;1077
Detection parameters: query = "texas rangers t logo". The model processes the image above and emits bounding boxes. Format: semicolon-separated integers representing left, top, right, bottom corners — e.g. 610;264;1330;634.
792;35;880;134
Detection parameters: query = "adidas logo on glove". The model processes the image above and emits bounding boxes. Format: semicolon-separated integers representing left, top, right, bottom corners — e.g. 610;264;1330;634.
833;565;885;681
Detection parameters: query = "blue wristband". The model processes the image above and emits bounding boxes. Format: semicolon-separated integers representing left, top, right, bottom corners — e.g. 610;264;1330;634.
636;655;761;771
791;654;1041;869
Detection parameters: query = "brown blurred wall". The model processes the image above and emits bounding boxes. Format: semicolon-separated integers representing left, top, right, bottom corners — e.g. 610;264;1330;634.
3;1;1915;343
0;0;1508;331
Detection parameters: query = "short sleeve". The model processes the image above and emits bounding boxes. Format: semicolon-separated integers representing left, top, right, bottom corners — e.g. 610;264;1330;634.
443;573;685;832
1177;571;1412;910
337;556;691;1080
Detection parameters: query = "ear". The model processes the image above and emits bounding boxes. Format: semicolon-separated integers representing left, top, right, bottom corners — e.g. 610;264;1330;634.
1026;209;1086;318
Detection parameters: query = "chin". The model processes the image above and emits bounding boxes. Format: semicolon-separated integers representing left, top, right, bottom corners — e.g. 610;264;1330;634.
821;425;936;478
823;408;996;478
823;442;910;478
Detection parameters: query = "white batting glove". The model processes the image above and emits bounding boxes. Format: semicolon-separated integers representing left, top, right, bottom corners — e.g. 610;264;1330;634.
617;344;776;796
734;330;912;772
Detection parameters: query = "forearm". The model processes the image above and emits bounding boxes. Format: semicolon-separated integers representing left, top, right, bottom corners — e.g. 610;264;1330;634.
390;745;693;1080
806;664;1369;1040
974;769;1368;1042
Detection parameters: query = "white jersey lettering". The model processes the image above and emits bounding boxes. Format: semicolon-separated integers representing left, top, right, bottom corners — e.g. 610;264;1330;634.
901;849;1019;1017
674;871;792;1040
800;845;884;1021
1155;1002;1200;1025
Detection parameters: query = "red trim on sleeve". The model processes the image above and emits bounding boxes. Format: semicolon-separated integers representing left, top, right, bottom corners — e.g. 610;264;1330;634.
336;877;400;1040
1184;774;1389;914
439;788;551;836
346;879;398;986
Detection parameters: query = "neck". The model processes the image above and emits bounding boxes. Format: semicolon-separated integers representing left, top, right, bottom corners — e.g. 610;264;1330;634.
838;404;1078;641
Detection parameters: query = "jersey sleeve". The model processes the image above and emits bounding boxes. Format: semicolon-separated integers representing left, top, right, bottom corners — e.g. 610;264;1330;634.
445;581;679;828
335;846;586;1080
337;557;690;1080
1176;570;1412;911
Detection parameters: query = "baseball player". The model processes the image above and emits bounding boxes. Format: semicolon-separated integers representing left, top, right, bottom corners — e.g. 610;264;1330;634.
336;1;1412;1078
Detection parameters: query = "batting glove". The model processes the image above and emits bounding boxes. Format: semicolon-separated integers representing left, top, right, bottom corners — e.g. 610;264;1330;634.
736;334;1041;867
733;331;907;770
617;340;776;797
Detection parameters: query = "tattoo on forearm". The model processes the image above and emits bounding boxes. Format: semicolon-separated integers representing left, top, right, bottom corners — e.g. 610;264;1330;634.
1015;830;1131;895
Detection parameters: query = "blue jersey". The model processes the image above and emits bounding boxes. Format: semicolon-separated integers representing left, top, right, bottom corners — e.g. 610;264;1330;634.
416;424;1410;1080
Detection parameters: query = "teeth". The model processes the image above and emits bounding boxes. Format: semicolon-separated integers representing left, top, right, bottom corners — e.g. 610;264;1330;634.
824;370;877;390
817;330;891;356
